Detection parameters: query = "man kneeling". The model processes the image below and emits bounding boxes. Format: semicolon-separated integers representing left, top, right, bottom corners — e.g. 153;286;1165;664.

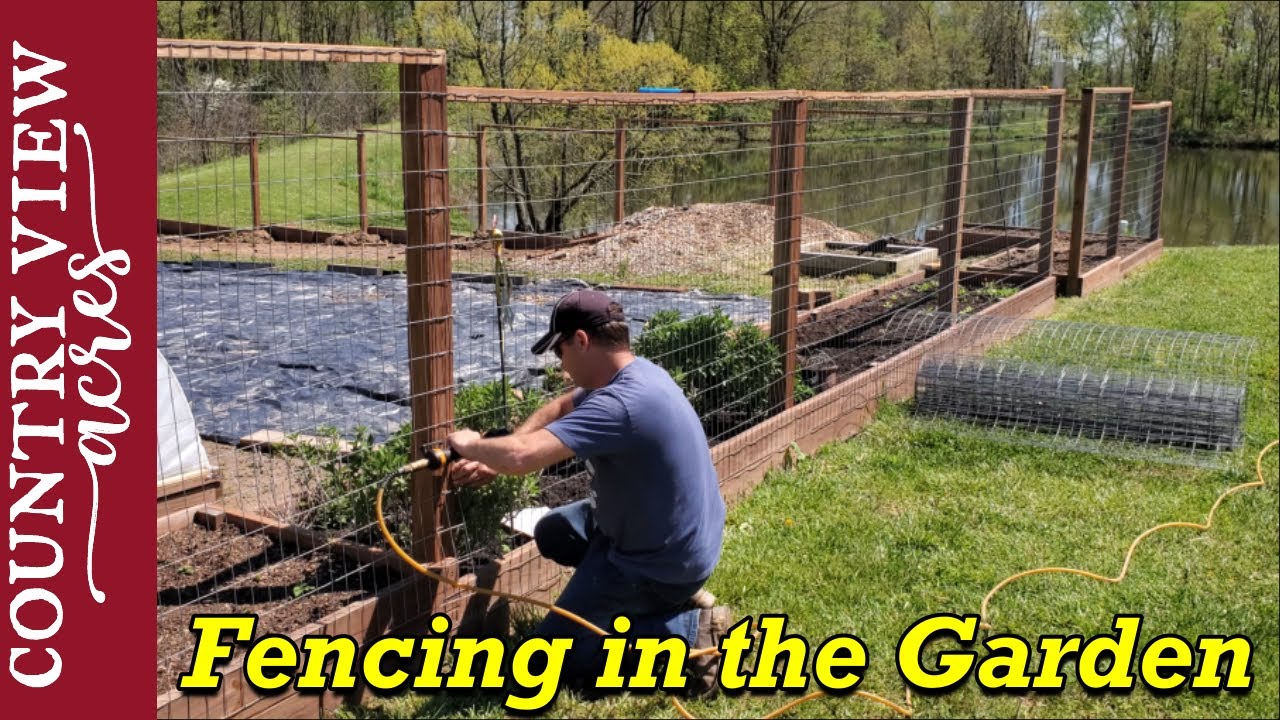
446;290;729;692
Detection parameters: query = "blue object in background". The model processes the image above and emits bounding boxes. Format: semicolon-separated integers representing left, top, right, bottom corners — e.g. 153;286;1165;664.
638;87;683;93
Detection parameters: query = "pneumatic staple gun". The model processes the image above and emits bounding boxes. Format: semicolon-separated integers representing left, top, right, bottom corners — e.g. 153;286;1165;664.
395;428;511;475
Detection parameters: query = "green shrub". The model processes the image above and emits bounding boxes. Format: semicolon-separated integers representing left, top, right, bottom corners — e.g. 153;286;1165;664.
634;308;810;438
453;380;547;432
294;380;549;561
292;425;413;547
451;381;546;559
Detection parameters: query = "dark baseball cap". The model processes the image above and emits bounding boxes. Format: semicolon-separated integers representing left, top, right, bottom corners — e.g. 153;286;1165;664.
531;290;626;355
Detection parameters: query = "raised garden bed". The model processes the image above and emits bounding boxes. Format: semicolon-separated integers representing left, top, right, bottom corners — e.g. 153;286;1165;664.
800;240;938;277
713;275;1057;502
936;224;1165;298
156;523;401;694
796;277;1021;389
1057;236;1164;297
157;468;222;517
155;501;569;719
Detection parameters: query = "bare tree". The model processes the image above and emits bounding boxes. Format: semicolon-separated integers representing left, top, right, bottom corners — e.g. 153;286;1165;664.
753;0;819;87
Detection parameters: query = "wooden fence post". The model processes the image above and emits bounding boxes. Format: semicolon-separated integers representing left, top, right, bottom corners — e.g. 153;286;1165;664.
477;125;488;233
614;118;627;224
1066;88;1096;296
399;62;454;564
936;95;974;313
1036;94;1065;277
249;132;262;229
1148;104;1172;242
769;99;807;413
1105;91;1132;256
356;130;368;233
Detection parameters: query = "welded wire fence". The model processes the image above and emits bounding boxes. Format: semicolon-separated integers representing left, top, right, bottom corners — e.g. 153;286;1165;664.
1122;104;1172;241
152;40;1171;714
901;311;1256;468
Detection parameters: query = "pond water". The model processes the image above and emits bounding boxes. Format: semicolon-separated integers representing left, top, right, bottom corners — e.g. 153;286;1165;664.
492;138;1276;248
671;140;1277;248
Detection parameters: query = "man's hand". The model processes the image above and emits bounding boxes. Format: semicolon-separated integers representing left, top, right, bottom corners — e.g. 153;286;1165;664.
445;427;575;477
447;429;482;456
445;429;497;487
451;459;498;487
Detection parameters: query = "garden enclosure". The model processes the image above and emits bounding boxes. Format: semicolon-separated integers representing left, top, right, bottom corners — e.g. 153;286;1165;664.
153;39;1171;718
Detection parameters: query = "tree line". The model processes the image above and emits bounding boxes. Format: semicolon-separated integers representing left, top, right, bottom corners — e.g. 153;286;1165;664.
158;1;1278;146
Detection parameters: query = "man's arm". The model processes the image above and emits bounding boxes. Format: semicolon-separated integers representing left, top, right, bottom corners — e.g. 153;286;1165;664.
514;390;578;435
448;429;575;476
450;390;578;486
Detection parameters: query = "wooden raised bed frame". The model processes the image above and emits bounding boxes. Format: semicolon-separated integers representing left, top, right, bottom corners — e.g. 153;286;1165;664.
1058;236;1164;297
156;503;565;719
924;224;1165;298
157;468;222;518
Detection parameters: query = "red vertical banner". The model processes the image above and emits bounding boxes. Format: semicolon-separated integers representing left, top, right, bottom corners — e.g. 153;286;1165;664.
4;5;157;718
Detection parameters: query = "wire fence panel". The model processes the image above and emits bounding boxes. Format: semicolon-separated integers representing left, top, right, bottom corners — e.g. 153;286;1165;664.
152;39;1170;717
902;311;1255;468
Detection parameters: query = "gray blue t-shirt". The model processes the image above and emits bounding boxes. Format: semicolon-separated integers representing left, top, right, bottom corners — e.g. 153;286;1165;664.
545;357;726;585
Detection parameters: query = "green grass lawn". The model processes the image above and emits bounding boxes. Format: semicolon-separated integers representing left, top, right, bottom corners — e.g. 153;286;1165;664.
158;123;478;234
344;244;1277;719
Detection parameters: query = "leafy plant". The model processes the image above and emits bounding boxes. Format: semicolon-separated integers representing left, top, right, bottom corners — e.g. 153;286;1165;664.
634;308;808;438
293;379;553;564
292;425;413;546
451;381;546;560
453;381;547;432
974;282;1017;299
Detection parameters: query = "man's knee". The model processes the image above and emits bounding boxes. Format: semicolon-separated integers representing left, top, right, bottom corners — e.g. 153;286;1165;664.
534;504;592;567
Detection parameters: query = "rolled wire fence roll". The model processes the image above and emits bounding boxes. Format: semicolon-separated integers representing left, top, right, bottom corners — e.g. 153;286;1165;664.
888;311;1257;468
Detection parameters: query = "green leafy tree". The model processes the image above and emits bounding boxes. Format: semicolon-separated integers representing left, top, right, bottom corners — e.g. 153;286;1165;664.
416;1;716;233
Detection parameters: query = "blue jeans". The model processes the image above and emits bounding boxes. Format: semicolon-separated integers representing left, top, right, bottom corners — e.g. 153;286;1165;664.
532;499;703;685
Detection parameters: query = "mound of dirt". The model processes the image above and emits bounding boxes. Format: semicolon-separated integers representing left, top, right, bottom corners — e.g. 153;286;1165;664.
326;230;382;246
514;202;870;277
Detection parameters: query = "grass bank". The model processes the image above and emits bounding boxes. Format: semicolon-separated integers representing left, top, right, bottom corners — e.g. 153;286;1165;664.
355;247;1279;719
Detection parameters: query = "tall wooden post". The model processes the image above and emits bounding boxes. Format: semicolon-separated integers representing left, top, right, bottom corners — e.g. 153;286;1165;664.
769;100;807;413
614;118;627;224
1066;88;1096;296
476;125;488;233
399;62;454;563
936;96;974;313
1104;92;1132;256
1036;94;1065;278
356;130;368;233
248;132;262;228
1147;104;1172;242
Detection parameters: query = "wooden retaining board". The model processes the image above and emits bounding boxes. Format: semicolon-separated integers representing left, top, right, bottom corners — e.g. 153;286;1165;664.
155;504;567;720
713;276;1057;503
157;469;222;518
924;224;1040;259
1057;237;1163;297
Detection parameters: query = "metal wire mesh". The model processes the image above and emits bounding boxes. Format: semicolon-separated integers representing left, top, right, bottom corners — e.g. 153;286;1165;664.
899;311;1256;468
1122;105;1171;240
152;41;1168;715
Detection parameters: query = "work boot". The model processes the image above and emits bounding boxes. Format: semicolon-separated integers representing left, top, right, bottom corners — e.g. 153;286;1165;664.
686;604;734;697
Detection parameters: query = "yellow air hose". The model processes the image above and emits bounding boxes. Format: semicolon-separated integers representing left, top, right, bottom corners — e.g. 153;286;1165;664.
980;439;1279;631
376;439;1278;718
